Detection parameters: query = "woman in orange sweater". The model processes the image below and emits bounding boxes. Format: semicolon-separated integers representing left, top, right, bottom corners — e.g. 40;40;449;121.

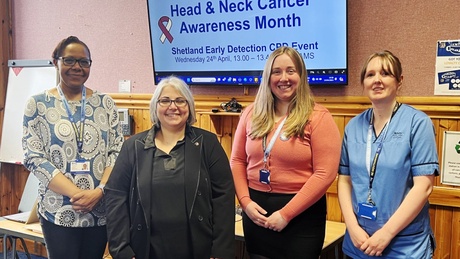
230;46;341;259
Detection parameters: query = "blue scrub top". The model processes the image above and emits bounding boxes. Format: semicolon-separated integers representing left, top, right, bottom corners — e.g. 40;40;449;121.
339;104;438;258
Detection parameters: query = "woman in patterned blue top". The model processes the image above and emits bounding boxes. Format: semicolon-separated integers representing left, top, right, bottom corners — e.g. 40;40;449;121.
22;36;124;259
338;50;438;258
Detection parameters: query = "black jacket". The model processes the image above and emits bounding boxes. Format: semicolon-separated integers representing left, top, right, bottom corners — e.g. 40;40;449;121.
105;125;235;259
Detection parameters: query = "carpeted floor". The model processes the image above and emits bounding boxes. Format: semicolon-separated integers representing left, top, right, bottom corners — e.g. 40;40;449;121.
0;251;46;259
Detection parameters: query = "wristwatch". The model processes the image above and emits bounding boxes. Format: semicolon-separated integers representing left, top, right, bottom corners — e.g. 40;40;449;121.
97;183;105;194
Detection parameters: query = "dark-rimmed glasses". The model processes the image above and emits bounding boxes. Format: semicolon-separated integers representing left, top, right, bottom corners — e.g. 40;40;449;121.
58;57;92;68
157;98;188;107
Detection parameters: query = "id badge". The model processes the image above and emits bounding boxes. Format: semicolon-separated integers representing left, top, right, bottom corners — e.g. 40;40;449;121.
259;169;270;184
70;160;90;174
357;202;377;221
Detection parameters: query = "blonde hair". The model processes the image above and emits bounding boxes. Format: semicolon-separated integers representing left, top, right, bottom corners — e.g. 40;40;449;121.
250;47;315;138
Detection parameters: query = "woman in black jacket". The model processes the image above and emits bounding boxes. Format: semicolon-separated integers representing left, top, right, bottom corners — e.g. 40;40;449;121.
105;76;235;259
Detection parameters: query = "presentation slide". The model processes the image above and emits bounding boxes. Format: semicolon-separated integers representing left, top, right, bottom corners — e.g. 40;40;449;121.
147;0;347;85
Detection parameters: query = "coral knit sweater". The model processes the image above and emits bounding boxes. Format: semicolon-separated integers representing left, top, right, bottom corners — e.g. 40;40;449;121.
230;103;341;222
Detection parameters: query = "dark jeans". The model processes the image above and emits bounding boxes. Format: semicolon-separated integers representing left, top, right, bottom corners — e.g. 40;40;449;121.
40;216;107;259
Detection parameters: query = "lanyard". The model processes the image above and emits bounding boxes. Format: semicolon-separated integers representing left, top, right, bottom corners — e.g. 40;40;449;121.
262;117;287;167
365;126;384;205
365;103;399;204
57;85;86;154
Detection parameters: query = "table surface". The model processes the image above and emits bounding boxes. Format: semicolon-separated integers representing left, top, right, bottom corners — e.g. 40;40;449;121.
235;216;346;249
0;216;346;252
0;219;44;243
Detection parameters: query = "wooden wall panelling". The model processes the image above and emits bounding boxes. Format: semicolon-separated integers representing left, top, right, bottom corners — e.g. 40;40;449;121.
428;207;439;258
196;113;220;144
230;115;243;207
219;115;237;159
2;95;460;257
0;163;28;216
332;116;345;138
430;187;460;208
433;206;453;259
111;94;460;116
130;109;140;134
195;113;240;158
193;95;254;114
207;114;220;136
452;208;460;259
143;109;152;132
432;119;442;187
13;166;28;212
325;182;342;222
231;116;240;141
196;113;213;133
131;109;151;134
0;165;12;216
111;93;152;109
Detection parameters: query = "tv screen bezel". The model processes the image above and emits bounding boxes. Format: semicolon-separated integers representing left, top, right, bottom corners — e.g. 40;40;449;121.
147;0;348;86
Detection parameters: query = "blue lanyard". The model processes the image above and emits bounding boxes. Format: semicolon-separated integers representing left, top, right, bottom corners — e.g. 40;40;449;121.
262;117;287;167
57;85;86;154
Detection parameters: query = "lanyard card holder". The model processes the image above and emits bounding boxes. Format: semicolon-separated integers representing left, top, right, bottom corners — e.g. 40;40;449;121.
358;202;377;221
259;169;270;184
70;159;90;174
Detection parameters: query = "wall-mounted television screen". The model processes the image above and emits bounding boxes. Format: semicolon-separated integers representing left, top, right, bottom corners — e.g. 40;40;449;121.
147;0;347;86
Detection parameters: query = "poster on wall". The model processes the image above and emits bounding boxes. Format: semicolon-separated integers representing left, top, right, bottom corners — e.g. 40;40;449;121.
441;131;460;186
435;40;460;95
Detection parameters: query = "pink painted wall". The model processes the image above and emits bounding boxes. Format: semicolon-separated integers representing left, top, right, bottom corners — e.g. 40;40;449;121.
11;0;460;96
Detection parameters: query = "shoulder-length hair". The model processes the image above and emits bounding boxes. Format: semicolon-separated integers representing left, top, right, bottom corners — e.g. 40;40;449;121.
149;76;196;126
250;47;315;138
360;50;403;85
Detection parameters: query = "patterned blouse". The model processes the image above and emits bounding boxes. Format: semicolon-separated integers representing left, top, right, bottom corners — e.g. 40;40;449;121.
22;89;124;227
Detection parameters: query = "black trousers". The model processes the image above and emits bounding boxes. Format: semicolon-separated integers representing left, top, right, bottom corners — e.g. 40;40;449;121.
243;188;327;259
40;216;107;259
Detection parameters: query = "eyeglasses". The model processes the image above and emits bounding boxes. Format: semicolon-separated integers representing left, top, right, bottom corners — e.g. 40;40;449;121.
58;57;92;68
157;98;188;107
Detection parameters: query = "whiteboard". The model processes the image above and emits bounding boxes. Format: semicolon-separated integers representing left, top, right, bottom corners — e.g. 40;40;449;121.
0;60;57;164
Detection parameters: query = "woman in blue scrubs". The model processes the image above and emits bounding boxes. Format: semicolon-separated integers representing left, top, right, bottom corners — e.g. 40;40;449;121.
338;50;438;258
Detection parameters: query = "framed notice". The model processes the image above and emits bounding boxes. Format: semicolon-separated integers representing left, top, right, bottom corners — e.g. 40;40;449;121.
441;131;460;186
